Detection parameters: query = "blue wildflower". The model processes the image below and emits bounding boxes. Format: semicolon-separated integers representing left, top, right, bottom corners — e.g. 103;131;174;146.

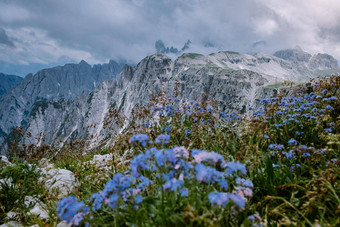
268;144;276;150
236;177;254;188
228;193;246;209
328;96;338;101
285;150;295;159
136;176;153;190
155;134;170;144
129;134;150;147
248;213;262;224
298;145;307;150
260;98;271;104
107;193;119;209
103;173;135;195
302;152;311;158
192;150;225;166
195;163;215;183
274;123;283;128
276;144;284;151
208;192;229;208
180;187;189;197
290;164;301;172
324;128;332;133
325;105;334;111
72;213;87;226
321;89;328;94
288;139;297;146
57;196;88;224
163;177;184;192
224;161;247;176
217;179;229;190
90;192;105;211
274;111;284;116
135;195;143;204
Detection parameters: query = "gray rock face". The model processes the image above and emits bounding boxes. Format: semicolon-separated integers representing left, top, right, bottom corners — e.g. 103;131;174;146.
1;50;339;154
0;60;124;153
11;54;276;151
308;53;339;70
273;49;340;76
0;73;23;97
274;49;312;63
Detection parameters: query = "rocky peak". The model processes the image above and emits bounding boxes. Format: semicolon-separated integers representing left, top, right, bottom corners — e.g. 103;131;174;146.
79;59;90;66
308;53;339;70
121;64;134;82
135;54;172;79
0;59;125;153
274;49;312;63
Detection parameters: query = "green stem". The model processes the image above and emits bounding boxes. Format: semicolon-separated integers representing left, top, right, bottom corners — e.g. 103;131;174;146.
266;196;313;226
324;179;340;203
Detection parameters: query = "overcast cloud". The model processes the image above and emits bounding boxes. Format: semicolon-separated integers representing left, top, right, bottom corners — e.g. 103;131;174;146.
1;0;340;76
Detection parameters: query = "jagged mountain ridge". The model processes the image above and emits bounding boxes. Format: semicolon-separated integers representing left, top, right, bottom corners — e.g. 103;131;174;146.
1;49;339;154
0;73;23;97
16;53;273;150
155;40;191;55
274;48;339;71
206;50;339;82
0;60;125;152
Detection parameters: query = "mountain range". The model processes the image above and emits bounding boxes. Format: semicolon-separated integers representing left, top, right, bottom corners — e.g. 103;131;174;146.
0;73;23;97
0;49;339;155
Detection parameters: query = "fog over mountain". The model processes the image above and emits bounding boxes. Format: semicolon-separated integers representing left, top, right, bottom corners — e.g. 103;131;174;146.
1;0;340;76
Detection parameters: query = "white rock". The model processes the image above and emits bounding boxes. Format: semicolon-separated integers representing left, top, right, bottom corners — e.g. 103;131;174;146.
57;221;70;227
24;196;49;220
38;159;55;174
37;158;78;199
5;212;18;220
86;153;113;168
0;156;11;166
28;205;49;220
44;168;78;199
0;221;22;227
24;196;38;207
0;177;12;190
38;158;49;167
83;153;114;183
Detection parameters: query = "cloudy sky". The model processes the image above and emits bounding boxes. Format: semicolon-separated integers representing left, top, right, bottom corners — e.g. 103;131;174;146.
1;0;340;76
